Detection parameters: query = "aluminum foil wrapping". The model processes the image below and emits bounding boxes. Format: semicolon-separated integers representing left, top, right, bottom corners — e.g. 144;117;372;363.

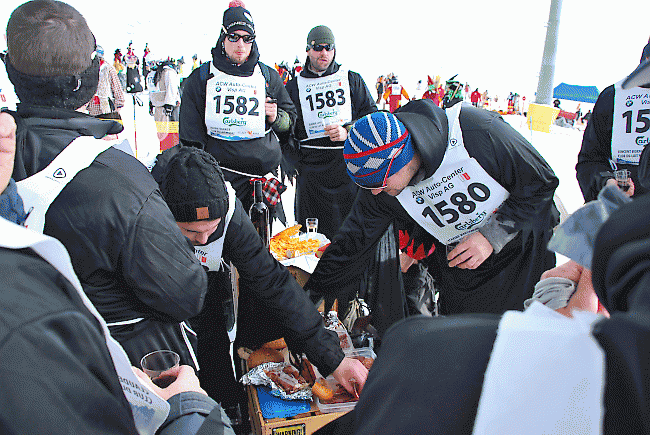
240;362;312;401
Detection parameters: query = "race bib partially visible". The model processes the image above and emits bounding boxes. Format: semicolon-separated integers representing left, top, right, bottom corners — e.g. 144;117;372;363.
612;79;650;164
297;68;352;140
205;64;266;141
397;104;509;245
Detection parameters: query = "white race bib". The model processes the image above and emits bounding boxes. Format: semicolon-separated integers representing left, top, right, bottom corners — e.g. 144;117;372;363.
611;79;650;164
397;104;509;245
297;68;352;140
193;182;237;272
205;64;266;141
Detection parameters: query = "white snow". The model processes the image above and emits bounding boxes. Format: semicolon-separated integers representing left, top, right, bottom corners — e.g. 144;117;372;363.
118;97;587;240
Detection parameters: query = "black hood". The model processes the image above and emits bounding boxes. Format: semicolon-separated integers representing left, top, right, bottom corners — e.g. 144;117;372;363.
593;192;650;314
10;104;123;180
393;99;448;177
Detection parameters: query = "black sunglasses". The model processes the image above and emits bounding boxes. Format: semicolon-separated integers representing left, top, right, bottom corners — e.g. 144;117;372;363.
227;33;255;44
311;44;334;52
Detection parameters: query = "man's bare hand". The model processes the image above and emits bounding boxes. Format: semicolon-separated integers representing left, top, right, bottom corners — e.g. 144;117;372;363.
447;232;493;269
332;357;369;396
606;177;635;197
265;97;277;124
540;259;583;282
324;124;347;142
132;365;206;401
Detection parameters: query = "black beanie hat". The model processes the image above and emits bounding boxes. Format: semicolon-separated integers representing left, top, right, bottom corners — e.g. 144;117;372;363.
222;0;255;35
159;147;229;222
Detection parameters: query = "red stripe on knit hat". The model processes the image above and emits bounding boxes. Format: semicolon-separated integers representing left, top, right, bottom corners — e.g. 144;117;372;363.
343;130;409;159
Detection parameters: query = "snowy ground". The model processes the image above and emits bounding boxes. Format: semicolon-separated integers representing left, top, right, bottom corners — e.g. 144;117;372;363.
119;97;587;237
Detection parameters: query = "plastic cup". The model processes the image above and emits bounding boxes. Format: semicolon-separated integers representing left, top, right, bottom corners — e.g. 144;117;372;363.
306;218;318;237
615;169;631;192
140;350;180;388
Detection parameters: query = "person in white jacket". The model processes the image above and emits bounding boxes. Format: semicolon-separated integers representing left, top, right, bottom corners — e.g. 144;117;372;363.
149;59;181;151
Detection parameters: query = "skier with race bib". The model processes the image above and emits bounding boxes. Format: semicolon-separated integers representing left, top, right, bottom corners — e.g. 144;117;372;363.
305;99;559;316
179;0;297;222
285;25;377;239
575;43;650;202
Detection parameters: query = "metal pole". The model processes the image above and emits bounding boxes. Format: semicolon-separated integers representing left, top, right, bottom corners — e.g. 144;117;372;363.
534;0;563;105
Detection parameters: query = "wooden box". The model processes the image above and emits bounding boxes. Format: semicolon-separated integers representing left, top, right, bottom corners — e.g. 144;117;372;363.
247;384;347;435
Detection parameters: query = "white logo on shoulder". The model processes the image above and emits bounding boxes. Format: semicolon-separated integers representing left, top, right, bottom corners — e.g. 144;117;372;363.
53;168;66;179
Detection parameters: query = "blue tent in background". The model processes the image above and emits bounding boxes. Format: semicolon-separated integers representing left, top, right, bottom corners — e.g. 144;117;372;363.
553;83;600;103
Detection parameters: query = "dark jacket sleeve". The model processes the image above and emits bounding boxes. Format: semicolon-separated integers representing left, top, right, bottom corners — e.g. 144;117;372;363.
264;64;298;133
0;249;139;435
159;392;234;435
576;85;616;202
460;109;559;236
121;190;208;321
304;190;395;290
179;67;209;149
223;199;344;376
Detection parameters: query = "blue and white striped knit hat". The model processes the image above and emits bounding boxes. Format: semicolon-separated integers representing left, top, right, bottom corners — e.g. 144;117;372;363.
343;112;414;188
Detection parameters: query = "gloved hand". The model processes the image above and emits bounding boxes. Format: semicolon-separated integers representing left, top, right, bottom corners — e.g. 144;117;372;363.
163;104;174;117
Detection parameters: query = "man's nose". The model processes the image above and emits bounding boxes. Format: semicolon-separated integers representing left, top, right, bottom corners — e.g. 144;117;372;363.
196;232;209;245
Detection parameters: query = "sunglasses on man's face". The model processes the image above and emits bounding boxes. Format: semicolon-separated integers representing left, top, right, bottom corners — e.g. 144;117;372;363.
227;33;255;44
311;44;334;52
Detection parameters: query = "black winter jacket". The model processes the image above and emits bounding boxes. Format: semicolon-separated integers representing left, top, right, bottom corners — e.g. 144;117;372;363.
179;42;297;212
318;312;650;435
0;245;229;435
576;84;649;201
193;196;345;376
9;105;208;368
305;100;559;315
285;59;377;239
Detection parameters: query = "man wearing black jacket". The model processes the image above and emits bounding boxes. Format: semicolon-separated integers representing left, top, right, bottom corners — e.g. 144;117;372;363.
285;25;377;239
306;100;559;316
1;106;229;433
179;1;297;218
576;44;650;202
152;146;368;411
317;186;650;435
6;0;207;372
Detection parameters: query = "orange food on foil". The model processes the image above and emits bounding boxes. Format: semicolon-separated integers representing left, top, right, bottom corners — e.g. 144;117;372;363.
270;224;321;260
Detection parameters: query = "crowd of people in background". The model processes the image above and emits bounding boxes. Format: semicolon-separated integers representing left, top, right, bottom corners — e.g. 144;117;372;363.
372;72;534;118
4;1;650;435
